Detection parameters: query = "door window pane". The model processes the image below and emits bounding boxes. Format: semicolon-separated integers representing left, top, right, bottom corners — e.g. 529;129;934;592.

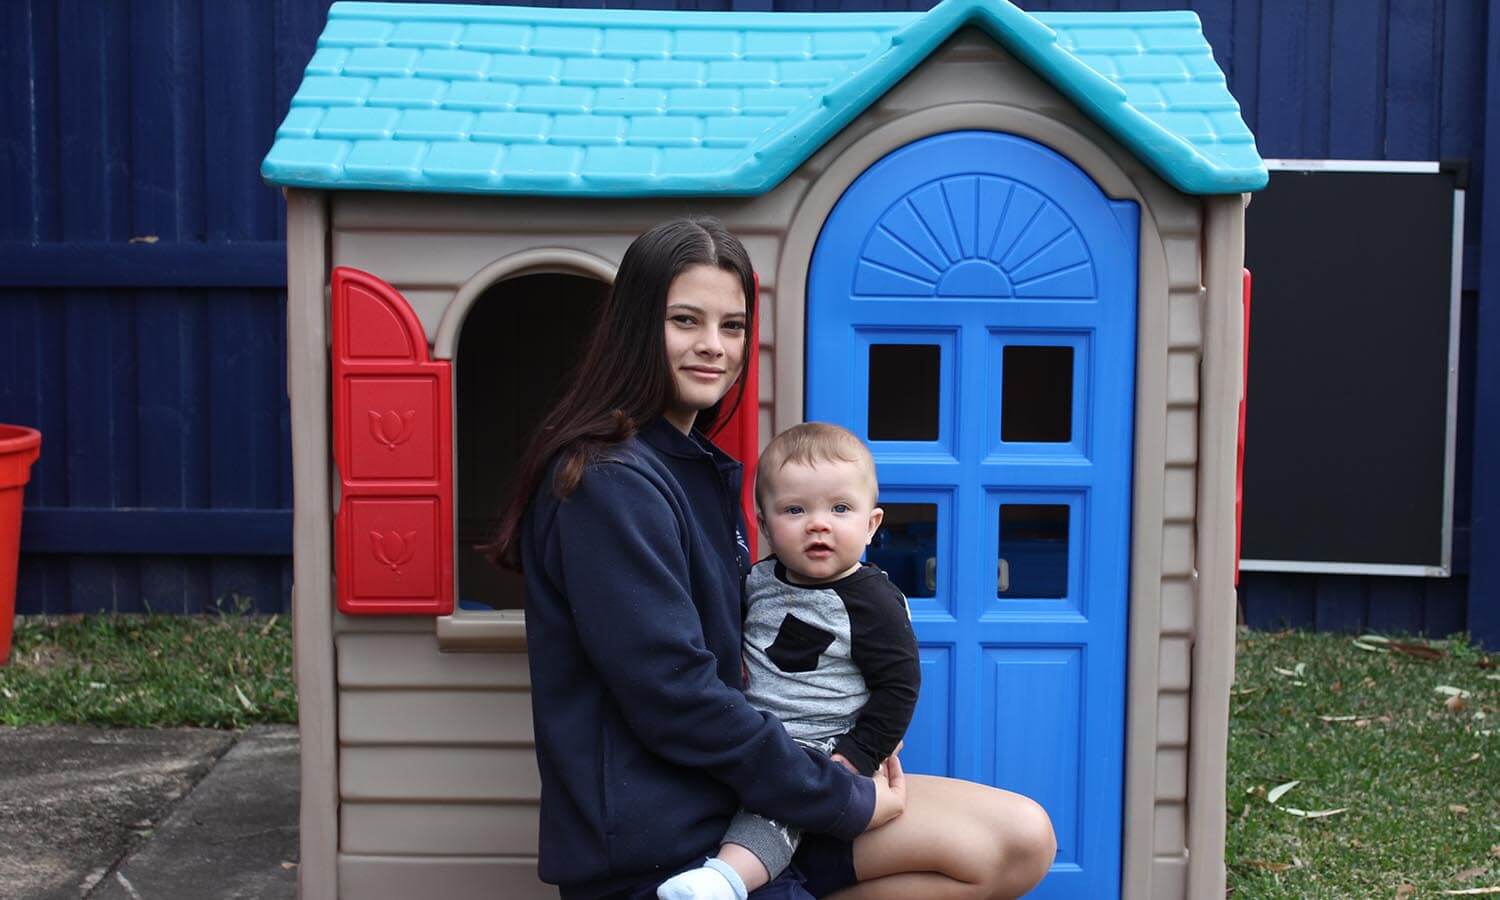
1002;345;1073;443
869;344;940;441
998;504;1069;598
869;502;937;598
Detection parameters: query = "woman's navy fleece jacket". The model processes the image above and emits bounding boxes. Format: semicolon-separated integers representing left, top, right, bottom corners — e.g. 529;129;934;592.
520;418;875;899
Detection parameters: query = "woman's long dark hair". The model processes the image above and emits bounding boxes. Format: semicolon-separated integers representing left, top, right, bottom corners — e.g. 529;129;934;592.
488;217;757;571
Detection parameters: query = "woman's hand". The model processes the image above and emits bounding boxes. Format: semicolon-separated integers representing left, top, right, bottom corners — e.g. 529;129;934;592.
865;751;907;831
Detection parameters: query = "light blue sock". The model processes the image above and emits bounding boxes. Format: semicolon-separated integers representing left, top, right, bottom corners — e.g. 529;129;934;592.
656;857;749;900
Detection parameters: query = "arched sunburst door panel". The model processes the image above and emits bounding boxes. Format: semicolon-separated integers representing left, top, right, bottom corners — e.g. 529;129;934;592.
808;131;1137;899
852;175;1097;300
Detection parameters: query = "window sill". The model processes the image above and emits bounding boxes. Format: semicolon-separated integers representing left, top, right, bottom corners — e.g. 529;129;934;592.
436;609;527;653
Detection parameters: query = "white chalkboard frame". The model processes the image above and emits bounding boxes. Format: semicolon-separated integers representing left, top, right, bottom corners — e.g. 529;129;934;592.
1239;159;1465;578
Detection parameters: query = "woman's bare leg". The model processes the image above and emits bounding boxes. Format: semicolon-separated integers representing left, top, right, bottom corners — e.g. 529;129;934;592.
828;775;1056;900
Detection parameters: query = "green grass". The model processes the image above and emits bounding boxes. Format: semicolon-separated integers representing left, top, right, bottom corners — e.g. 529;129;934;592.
0;600;295;728
1227;630;1498;899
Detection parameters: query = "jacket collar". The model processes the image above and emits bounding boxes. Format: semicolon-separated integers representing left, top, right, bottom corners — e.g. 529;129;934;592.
640;417;742;476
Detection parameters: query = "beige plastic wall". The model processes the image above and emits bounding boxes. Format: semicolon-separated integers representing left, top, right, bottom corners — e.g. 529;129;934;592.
286;28;1245;900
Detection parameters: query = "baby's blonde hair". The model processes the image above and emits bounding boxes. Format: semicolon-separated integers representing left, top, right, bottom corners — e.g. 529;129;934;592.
755;422;877;510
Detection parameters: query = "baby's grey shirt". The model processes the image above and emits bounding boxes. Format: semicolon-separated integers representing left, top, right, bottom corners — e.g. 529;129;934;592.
742;559;921;776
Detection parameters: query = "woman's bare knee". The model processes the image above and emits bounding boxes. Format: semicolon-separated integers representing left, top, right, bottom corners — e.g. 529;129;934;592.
990;796;1056;896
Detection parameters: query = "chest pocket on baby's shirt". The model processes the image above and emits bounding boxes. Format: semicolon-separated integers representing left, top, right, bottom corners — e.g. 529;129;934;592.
765;613;836;673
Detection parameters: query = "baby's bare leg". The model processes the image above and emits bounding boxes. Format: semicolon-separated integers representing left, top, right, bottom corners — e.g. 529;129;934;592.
718;842;770;891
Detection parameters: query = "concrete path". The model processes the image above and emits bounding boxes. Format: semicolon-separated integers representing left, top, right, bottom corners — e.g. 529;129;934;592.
0;726;298;900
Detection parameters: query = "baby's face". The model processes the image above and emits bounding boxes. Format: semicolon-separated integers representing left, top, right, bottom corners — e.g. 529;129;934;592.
758;458;883;584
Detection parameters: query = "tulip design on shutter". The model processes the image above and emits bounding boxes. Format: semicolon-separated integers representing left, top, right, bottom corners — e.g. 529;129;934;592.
369;410;417;451
331;267;454;615
370;530;420;573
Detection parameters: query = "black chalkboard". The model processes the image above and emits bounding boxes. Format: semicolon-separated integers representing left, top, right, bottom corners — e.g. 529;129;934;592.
1240;163;1462;574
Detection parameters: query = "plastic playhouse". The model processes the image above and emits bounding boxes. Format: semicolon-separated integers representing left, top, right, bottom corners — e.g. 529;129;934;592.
262;0;1264;896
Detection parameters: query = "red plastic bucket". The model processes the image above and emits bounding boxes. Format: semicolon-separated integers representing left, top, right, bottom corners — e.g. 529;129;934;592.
0;425;41;666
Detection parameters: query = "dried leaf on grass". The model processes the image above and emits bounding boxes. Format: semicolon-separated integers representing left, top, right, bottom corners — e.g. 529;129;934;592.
1389;640;1445;661
1440;888;1500;895
1267;780;1300;805
1397;885;1416;899
1243;860;1294;873
1437;685;1474;698
233;684;257;712
1456;867;1490;881
1279;806;1348;819
1273;665;1309;686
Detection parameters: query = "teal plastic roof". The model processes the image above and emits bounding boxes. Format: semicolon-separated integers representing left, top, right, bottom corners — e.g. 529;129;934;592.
261;0;1267;197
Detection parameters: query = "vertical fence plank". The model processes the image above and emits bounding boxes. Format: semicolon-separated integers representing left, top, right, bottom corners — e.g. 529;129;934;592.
1240;573;1316;630
1312;574;1367;633
1230;0;1261;134
1255;0;1311;156
1367;578;1424;634
1327;0;1385;158
1193;0;1235;80
1384;0;1438;159
1422;575;1467;638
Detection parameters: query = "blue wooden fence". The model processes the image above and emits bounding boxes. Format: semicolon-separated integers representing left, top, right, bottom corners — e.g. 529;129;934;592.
1;0;1495;643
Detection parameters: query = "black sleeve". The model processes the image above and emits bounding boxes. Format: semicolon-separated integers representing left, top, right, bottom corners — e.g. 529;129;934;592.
831;573;921;776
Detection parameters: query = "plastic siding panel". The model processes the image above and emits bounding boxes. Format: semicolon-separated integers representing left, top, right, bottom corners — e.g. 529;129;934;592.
338;856;553;900
1156;693;1189;746
1160;523;1193;577
1150;858;1188;900
340;747;540;801
1165;350;1198;405
1157;638;1190;692
1154;749;1187;802
1163;408;1197;465
1167;291;1203;349
336;633;531;688
341;803;541;855
338;690;534;745
1162;467;1195;522
1152;802;1186;856
1159;579;1195;636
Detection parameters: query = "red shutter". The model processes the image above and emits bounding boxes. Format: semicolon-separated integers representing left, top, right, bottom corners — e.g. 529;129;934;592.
710;273;761;558
1236;269;1252;586
331;267;454;615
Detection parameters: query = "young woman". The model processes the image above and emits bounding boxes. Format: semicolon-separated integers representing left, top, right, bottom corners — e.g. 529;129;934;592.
492;218;1056;900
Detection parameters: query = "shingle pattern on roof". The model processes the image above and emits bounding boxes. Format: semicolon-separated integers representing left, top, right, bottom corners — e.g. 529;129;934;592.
261;0;1266;197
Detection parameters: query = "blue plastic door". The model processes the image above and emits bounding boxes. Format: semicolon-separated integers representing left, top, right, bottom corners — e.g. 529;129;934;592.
808;131;1137;898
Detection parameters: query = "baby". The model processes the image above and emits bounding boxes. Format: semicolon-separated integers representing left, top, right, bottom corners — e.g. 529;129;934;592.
658;422;921;900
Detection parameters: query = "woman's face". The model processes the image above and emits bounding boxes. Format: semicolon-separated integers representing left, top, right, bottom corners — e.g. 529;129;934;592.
662;264;747;433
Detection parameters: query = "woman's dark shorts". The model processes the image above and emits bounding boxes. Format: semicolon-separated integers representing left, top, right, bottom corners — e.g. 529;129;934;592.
784;831;858;897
